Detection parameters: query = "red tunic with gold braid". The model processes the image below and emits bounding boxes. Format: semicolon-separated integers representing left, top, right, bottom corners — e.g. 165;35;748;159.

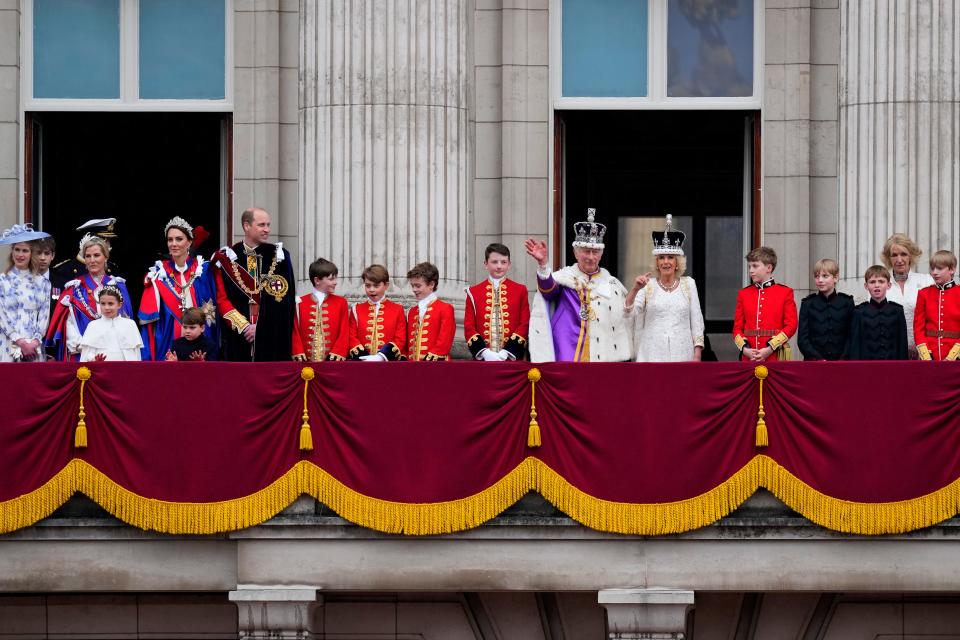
291;292;349;361
406;298;456;361
732;280;798;361
348;298;407;360
464;278;530;360
914;282;960;361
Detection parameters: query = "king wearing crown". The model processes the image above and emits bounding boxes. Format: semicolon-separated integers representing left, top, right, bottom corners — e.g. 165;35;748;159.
524;209;634;362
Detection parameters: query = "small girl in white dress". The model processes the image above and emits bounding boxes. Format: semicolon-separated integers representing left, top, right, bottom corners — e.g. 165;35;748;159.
79;286;142;362
625;215;705;362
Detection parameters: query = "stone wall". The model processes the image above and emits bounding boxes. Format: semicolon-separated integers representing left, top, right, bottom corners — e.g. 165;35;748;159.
0;1;19;232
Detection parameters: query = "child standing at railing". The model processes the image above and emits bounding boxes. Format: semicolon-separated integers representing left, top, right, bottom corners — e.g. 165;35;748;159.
78;286;142;362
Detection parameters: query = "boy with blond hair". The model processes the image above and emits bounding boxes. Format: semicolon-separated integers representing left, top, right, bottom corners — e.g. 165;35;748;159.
797;258;854;360
733;247;797;362
849;265;908;360
914;250;960;361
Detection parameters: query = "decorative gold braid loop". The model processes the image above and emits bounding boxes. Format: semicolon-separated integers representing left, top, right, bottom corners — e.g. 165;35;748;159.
527;368;542;448
75;367;92;448
299;367;315;451
754;365;769;447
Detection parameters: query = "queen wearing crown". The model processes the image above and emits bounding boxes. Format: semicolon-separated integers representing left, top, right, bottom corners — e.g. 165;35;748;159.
46;234;133;361
525;209;634;362
625;215;705;362
137;217;220;361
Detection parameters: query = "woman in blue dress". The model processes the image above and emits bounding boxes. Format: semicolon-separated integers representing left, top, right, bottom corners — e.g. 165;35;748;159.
0;224;51;362
138;217;220;360
46;235;132;361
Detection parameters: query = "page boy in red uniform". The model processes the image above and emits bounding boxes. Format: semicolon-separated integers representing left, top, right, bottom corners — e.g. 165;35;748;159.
406;262;455;361
292;258;349;361
915;250;960;361
348;264;406;361
733;246;798;362
464;243;530;361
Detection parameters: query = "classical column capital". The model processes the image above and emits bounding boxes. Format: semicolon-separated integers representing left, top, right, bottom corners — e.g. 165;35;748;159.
229;585;323;639
598;588;694;639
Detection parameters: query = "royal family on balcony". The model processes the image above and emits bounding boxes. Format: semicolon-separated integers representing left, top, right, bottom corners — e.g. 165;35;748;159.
0;210;957;364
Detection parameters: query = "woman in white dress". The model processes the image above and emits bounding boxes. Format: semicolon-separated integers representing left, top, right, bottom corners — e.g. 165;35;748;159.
625;215;705;362
0;224;52;362
880;233;934;358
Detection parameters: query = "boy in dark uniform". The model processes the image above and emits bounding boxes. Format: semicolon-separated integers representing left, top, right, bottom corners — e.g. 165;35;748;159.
797;258;855;360
849;265;908;360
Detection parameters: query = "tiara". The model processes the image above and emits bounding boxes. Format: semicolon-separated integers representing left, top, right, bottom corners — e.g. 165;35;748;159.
572;208;607;249
98;284;124;304
79;233;109;251
164;216;194;239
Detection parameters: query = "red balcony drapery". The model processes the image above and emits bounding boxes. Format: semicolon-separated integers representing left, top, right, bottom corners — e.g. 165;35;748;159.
2;361;959;536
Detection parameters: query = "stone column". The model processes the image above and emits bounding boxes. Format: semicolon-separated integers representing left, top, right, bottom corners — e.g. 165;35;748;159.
598;589;694;640
838;0;960;289
300;0;471;299
0;4;20;228
229;586;323;639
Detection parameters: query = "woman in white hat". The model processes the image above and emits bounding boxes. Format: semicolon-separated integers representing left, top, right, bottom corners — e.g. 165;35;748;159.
625;215;705;362
0;223;52;361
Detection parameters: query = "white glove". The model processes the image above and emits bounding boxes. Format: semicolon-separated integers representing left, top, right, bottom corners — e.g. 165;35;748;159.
359;354;386;362
481;349;501;362
495;350;511;361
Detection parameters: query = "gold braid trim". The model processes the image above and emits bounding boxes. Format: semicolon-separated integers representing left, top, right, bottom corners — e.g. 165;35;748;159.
6;456;960;536
946;343;960;361
917;343;932;360
223;309;250;333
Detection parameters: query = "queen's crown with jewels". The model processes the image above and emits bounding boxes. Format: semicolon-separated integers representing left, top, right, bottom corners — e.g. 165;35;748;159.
652;214;685;256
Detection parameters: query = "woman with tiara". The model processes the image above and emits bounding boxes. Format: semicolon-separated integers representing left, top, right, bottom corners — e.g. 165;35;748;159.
0;223;52;361
138;216;219;360
625;215;706;362
46;234;133;361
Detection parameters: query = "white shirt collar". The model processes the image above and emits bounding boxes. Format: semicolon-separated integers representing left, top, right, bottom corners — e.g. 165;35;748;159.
488;276;502;289
417;293;437;318
367;295;385;306
174;261;190;274
312;290;327;306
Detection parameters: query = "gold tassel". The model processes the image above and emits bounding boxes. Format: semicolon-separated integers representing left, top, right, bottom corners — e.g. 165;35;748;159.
527;368;542;448
299;367;315;451
754;365;768;447
75;367;92;449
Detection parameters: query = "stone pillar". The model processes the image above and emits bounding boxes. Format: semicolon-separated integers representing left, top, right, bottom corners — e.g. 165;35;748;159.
838;0;960;289
0;3;20;229
229;586;323;639
300;0;471;298
598;589;694;640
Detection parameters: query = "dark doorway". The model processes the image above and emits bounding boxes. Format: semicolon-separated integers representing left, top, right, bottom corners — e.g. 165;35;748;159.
27;112;229;305
557;110;756;343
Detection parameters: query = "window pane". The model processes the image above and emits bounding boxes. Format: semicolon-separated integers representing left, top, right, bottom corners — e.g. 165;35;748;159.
704;216;743;320
139;0;225;99
34;0;120;99
562;0;648;97
667;0;754;97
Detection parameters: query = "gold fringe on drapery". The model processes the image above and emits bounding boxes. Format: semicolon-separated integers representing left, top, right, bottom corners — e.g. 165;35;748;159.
4;458;960;536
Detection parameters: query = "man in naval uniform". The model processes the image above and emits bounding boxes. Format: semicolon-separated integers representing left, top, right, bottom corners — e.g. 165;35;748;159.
211;207;295;361
524;209;633;362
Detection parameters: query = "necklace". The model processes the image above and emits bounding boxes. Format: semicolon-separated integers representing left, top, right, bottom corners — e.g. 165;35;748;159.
894;272;909;282
230;254;279;298
165;262;201;310
657;278;679;293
